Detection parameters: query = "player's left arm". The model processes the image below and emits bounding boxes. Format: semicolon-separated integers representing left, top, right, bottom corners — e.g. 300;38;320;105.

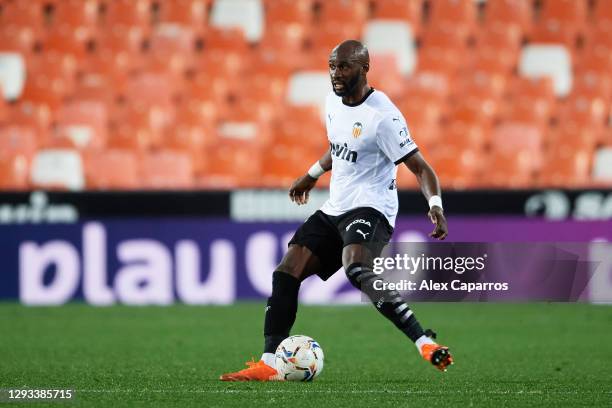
402;153;448;240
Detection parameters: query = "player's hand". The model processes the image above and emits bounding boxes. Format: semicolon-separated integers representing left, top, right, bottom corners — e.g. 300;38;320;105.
428;206;448;240
289;175;317;205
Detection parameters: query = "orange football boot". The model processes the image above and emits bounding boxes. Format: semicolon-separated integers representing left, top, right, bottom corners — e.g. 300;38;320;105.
220;360;279;382
420;344;453;371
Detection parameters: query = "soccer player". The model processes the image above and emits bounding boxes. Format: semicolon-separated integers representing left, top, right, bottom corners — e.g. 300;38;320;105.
220;40;452;381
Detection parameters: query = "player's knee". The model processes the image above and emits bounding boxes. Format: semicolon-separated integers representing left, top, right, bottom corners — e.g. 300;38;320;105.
275;263;304;281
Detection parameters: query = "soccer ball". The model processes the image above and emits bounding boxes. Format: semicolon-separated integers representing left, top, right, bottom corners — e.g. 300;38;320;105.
275;335;324;381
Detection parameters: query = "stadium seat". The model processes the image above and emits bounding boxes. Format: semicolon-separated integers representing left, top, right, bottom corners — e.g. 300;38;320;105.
309;24;362;52
200;145;262;188
140;150;195;189
258;22;309;56
210;0;264;42
6;102;53;134
103;0;152;29
0;155;30;190
51;0;99;36
484;0;533;34
370;0;422;33
106;121;156;151
286;71;330;114
261;144;319;188
538;148;591;187
571;71;612;102
529;19;581;48
147;23;199;79
506;77;556;105
490;123;543;168
417;48;465;78
441;122;489;151
43;25;91;60
124;72;177;108
366;54;405;99
592;147;612;181
83;149;140;190
0;125;38;159
403;72;450;102
363;20;417;75
0;26;39;57
467;47;517;75
157;0;208;29
264;0;313;25
482;150;537;188
453;71;508;100
501;99;553;131
546;125;599;152
539;0;587;24
447;96;500;127
576;45;612;76
54;99;108;149
428;147;480;190
519;44;572;97
272;105;327;152
203;27;250;52
0;52;25;101
1;1;46;30
556;96;608;129
317;0;369;27
593;0;612;26
428;0;477;28
475;23;523;54
30;148;85;190
421;24;470;50
111;104;173;147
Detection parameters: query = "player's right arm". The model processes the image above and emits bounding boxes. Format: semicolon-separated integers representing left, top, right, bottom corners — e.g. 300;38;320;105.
289;148;332;205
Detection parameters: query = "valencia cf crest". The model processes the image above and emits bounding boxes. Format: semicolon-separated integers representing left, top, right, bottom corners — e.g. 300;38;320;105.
352;122;363;138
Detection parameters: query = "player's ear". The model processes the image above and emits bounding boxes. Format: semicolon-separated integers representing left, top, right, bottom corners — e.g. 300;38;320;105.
362;63;369;73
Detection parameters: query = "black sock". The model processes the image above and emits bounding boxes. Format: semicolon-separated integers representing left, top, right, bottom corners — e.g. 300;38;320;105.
263;271;301;353
345;262;424;342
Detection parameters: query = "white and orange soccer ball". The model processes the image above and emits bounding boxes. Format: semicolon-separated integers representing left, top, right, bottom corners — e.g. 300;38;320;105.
275;335;324;381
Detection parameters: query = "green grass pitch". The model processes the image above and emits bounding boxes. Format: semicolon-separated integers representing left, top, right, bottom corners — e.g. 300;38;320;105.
1;303;611;407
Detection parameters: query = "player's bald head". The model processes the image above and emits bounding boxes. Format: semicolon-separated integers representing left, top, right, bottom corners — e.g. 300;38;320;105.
330;40;369;67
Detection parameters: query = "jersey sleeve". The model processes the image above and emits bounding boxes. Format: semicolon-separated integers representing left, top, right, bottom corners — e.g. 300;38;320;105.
376;113;419;165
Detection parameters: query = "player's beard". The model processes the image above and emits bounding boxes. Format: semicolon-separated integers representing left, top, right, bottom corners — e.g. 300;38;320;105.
332;74;360;97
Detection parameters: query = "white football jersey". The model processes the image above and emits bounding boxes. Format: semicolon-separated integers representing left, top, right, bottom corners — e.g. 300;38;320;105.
320;89;418;227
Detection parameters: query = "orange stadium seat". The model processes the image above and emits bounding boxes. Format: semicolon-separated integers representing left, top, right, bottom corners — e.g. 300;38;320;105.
484;0;533;34
106;121;156;151
258;22;309;56
482;150;537;188
6;102;53;134
417;48;465;78
204;27;250;52
404;72;450;102
531;0;588;47
54;99;108;150
491;123;543;157
538;147;591;187
500;99;553;131
43;25;90;60
556;96;608;129
545;125;599;152
51;0;99;32
112;103;174;146
95;26;148;55
447;96;500;127
428;0;477;29
1;1;46;29
199;145;262;188
593;0;612;26
367;54;405;100
453;71;508;100
264;0;313;25
370;0;422;32
308;24;362;52
421;24;470;50
272;105;327;152
428;146;480;190
576;46;612;75
123;72;177;108
139;150;195;189
0;26;39;57
102;0;152;29
0;155;30;190
147;24;199;80
316;0;369;26
507;77;556;104
467;47;517;75
261;144;319;188
83;149;140;190
529;19;580;48
540;0;587;24
157;0;209;30
441;122;489;151
571;71;612;102
0;125;38;159
475;23;523;56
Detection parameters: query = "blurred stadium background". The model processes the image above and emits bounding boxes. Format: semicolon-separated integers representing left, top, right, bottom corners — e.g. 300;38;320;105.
0;0;611;190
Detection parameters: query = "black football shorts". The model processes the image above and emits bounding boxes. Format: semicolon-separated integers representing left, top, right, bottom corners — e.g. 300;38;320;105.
288;207;394;280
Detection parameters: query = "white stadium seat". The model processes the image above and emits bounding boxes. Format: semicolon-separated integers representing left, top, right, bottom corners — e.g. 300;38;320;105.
286;71;330;120
592;147;612;181
0;52;26;101
363;20;417;75
519;44;572;97
210;0;264;42
31;149;85;191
